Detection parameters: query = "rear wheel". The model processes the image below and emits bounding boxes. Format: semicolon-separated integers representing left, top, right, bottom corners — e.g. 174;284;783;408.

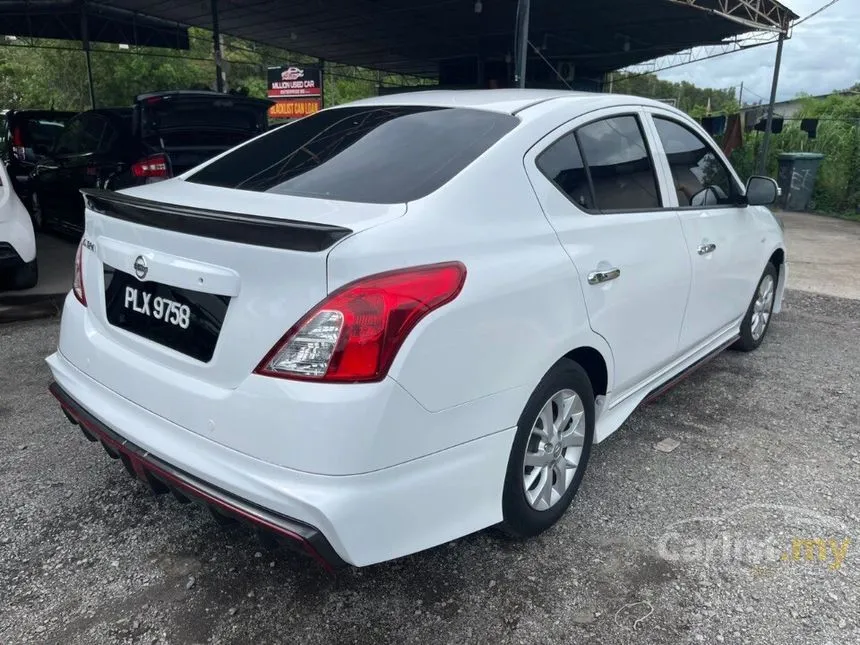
733;262;777;352
500;359;594;538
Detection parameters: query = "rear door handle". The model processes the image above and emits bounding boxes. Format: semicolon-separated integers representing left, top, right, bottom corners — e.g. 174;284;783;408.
698;243;717;255
587;267;621;285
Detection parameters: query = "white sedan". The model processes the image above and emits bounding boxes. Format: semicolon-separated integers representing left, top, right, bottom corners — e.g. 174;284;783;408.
46;90;786;568
0;158;37;290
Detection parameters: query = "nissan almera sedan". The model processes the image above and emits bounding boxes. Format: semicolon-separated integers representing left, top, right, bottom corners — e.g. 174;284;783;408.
47;90;786;568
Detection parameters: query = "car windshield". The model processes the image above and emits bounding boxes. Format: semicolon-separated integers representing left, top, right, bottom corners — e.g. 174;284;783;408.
186;105;519;204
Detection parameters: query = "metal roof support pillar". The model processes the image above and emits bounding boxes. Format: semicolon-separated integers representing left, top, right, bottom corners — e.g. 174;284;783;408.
211;0;224;93
514;0;531;88
80;2;96;109
758;30;785;175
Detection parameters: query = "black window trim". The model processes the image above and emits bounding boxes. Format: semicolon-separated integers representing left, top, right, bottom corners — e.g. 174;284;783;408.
648;112;748;212
535;111;665;216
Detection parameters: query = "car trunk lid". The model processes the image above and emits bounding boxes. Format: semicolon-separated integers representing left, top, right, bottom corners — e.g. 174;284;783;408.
79;180;405;392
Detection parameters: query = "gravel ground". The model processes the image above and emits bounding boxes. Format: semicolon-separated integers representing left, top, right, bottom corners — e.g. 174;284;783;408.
1;290;858;645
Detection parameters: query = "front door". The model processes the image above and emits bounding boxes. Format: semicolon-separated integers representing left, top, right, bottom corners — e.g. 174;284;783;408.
525;110;692;398
645;111;761;351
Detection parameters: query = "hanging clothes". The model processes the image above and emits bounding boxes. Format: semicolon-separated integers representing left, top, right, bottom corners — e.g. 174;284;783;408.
801;118;819;139
722;114;744;158
754;117;784;134
700;115;727;136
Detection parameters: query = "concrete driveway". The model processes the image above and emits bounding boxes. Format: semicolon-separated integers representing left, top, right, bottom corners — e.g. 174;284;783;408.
781;212;860;300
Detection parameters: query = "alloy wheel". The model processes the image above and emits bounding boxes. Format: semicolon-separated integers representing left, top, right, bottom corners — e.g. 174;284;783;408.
522;389;586;511
751;274;775;341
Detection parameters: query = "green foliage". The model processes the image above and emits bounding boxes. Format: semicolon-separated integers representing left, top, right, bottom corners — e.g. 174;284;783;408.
728;98;860;215
0;28;425;111
612;72;738;116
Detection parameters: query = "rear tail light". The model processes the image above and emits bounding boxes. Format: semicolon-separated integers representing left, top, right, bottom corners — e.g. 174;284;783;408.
11;126;25;161
255;262;467;383
131;154;169;178
73;240;87;306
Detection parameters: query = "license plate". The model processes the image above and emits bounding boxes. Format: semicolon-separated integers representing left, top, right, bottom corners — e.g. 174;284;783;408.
123;286;192;329
104;266;229;362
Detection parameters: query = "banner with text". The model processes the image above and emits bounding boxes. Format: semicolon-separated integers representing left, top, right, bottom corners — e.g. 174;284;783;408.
267;64;323;119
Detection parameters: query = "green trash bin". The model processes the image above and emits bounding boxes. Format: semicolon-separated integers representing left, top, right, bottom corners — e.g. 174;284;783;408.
777;152;824;212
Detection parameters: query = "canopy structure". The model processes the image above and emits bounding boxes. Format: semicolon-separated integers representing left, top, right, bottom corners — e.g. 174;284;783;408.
0;0;188;49
2;0;797;87
0;0;798;164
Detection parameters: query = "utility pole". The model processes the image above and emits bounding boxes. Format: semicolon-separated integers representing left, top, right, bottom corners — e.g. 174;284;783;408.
211;0;224;93
738;81;744;108
80;2;96;109
758;32;786;175
514;0;531;88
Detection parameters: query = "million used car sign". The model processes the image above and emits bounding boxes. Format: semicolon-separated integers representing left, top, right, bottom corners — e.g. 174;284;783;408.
267;64;323;118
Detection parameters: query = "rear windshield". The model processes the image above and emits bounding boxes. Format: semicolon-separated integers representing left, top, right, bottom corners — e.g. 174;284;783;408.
20;118;68;148
185;106;519;203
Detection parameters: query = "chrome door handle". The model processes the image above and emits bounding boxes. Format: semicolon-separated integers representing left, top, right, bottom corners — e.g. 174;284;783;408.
587;267;621;285
697;243;716;255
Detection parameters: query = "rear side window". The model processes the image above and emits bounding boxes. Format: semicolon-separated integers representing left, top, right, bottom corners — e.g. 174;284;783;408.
187;106;519;204
536;133;594;210
538;115;661;213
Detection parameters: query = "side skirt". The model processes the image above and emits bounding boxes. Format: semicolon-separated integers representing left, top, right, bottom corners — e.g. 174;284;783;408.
642;335;739;404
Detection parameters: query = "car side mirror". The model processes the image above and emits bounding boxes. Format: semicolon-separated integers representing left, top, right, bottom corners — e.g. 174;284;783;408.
746;176;779;206
690;186;720;207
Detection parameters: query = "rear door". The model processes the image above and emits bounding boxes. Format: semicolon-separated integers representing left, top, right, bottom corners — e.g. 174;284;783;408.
644;109;760;350
137;94;271;174
525;108;692;398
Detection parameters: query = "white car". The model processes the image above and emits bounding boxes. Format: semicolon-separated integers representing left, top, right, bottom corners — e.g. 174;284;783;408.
0;158;37;290
46;90;786;568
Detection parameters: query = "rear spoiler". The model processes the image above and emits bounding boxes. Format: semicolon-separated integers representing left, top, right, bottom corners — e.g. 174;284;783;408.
81;189;352;252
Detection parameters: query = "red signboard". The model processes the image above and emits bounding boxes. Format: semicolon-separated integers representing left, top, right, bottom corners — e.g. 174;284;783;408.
267;65;322;99
268;99;322;119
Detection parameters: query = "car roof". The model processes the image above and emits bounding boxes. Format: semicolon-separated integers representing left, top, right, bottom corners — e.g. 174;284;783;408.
340;88;684;118
343;89;590;115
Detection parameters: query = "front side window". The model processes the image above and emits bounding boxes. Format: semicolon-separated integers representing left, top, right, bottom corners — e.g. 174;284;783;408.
187;106;519;204
653;116;740;207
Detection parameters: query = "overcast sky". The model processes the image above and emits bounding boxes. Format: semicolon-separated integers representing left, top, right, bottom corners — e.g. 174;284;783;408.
656;0;859;103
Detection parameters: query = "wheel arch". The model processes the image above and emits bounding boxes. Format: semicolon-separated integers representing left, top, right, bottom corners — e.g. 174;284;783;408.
563;345;609;398
767;246;787;314
768;247;785;273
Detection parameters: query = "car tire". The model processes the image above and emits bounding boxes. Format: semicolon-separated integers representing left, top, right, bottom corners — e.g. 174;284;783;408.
8;259;38;290
499;358;594;538
30;192;44;232
733;262;778;353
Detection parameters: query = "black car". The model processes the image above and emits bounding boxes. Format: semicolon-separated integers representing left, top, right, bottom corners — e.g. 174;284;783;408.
30;91;273;236
0;109;76;207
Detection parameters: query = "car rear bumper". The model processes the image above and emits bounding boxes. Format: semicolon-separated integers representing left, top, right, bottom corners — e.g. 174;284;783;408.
46;349;516;567
49;380;346;570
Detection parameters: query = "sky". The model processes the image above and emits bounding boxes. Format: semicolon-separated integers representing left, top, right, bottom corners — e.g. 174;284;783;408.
656;0;859;103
